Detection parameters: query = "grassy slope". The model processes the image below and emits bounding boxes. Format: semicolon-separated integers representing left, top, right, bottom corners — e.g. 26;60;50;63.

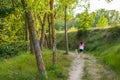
0;49;74;80
56;26;120;78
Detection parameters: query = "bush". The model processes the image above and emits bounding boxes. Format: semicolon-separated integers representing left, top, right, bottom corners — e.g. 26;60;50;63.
77;30;89;39
0;41;29;58
105;26;120;41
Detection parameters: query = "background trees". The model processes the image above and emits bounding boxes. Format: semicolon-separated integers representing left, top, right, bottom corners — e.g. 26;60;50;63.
77;9;95;29
73;9;120;29
96;16;108;27
95;9;120;27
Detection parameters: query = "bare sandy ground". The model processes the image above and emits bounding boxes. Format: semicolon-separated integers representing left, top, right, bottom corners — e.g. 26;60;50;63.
68;53;84;80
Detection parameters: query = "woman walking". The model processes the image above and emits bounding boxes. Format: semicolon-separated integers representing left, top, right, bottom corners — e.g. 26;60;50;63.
79;42;84;57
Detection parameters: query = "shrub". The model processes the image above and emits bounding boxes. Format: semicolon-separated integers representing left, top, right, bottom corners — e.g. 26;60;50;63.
105;26;120;41
0;41;29;58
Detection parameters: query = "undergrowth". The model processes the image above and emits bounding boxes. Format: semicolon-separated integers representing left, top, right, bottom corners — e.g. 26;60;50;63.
0;49;74;80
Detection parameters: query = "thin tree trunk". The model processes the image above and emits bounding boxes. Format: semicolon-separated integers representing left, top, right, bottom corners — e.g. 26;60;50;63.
11;0;15;7
50;0;56;66
44;34;49;48
25;14;32;52
21;0;47;79
64;5;69;54
29;25;35;54
29;37;35;54
25;16;29;41
37;13;48;50
48;14;52;48
40;13;47;50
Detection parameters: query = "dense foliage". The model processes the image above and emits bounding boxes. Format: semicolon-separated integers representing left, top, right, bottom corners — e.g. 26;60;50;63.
96;16;108;27
0;0;27;58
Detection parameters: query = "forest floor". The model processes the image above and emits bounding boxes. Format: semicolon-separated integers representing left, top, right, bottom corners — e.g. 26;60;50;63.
67;52;116;80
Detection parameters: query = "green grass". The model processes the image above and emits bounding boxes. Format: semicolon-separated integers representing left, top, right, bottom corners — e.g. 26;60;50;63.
86;27;120;79
101;44;120;74
0;49;74;80
0;52;37;80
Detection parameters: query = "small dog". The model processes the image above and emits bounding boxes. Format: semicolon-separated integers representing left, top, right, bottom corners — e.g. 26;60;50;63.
75;49;78;54
75;49;79;58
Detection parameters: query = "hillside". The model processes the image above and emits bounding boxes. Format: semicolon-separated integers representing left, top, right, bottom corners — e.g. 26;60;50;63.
56;26;120;78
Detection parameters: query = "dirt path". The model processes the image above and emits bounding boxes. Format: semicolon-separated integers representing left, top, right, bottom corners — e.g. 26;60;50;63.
82;54;116;80
68;53;116;80
68;54;84;80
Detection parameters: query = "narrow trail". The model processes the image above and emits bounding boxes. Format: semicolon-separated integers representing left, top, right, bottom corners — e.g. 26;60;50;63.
68;55;84;80
67;52;116;80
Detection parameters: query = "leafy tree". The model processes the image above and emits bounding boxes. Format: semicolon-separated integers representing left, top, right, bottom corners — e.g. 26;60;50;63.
95;9;120;26
55;0;78;54
78;10;95;29
21;0;48;79
96;16;108;27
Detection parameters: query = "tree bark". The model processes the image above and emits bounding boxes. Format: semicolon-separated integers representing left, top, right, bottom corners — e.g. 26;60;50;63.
29;37;35;54
29;25;35;54
21;0;47;79
50;0;57;65
64;5;69;54
25;14;33;52
44;34;49;48
37;13;48;50
48;14;52;48
11;0;15;7
25;15;29;41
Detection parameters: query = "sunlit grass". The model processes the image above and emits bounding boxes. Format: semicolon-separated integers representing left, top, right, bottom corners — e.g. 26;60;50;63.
0;49;74;80
88;27;120;79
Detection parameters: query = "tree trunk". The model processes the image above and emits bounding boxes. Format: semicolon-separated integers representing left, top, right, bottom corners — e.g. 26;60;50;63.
44;34;49;48
29;27;35;54
11;0;15;7
48;14;52;48
21;0;47;79
50;0;56;65
25;15;29;41
64;5;69;54
30;38;35;54
25;14;32;52
37;13;48;50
